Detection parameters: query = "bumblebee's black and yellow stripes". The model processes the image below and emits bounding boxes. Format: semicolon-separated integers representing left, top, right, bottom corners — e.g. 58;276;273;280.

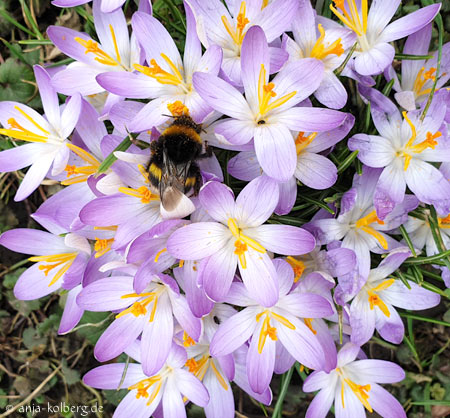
147;114;212;212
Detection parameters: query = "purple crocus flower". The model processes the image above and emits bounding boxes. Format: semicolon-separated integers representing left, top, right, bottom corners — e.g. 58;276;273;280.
167;176;316;307
310;166;419;279
210;259;332;394
100;2;223;132
0;228;90;299
84;342;209;418
48;0;142;96
283;0;355;109
350;247;440;345
227;113;355;213
77;273;201;376
385;24;450;111
51;0;150;14
193;25;348;182
326;0;440;76
186;0;296;84
0;65;81;201
303;342;407;418
349;87;450;217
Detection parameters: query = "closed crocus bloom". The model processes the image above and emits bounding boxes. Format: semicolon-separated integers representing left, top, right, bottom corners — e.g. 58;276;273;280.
193;25;348;182
350;248;440;345
327;0;440;76
167;176;316;307
84;342;209;418
303;342;407;418
0;65;81;201
349;87;450;217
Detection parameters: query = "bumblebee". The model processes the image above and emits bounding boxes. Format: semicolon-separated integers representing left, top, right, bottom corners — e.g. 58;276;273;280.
147;114;211;213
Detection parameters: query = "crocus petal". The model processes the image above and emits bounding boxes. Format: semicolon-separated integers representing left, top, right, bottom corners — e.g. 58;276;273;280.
176;369;209;406
314;71;348;110
374;161;406;219
335;384;366;418
58;285;84;334
14;263;62;300
162;378;185;418
279;294;333;318
96;72;163;98
381;280;440;310
0;228;66;255
305;386;335;418
350;294;376;345
296;152;337;190
83;363;146;390
210;308;257;357
369;383;407;418
348;359;405;383
235;175;279;227
367;0;401;36
348;134;395;167
199;181;235;223
115;390;157;418
380;4;441;43
276;177;297;215
60;93;82;138
354;42;395;76
214;118;255;145
193;72;252;120
227;151;261;181
254;123;296;182
203;367;235;418
52;63;104;96
33;65;60;128
245;224;315;255
276;107;347;132
0;143;43;172
247;323;276;394
171;294;201;341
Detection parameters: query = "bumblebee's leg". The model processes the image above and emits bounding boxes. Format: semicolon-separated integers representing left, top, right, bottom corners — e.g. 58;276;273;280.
185;164;202;196
197;141;213;159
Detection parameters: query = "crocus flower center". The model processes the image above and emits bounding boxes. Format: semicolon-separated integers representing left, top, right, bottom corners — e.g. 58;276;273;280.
256;64;297;121
227;218;266;269
168;101;190;117
354;210;387;250
0;106;50;143
295;132;317;155
116;290;161;321
94;238;114;258
129;375;163;405
134;55;190;93
186;355;229;390
401;111;441;170
255;309;296;354
367;278;395;317
303;318;317;334
310;24;344;60
286;256;306;282
337;369;373;412
438;214;450;229
119;186;160;204
413;67;437;98
28;253;77;286
182;331;196;347
221;1;250;47
62;143;101;185
330;0;369;51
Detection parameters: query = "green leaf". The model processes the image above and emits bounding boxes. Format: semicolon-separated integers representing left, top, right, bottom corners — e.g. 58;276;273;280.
37;313;61;335
22;327;47;350
0;58;37;103
61;358;80;385
3;267;25;289
74;311;112;344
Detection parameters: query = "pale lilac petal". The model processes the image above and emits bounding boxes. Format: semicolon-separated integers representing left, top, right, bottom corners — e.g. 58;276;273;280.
254;123;296;181
227;151;261;181
291;0;316;51
115;390;156;418
171;295;201;341
305;386;335;418
193;72;252;120
183;0;202;76
348;360;405;383
381;280;440;310
176;368;209;406
100;0;126;13
350;294;375;345
83;363;146;389
210;308;257;357
335;383;365;418
94;315;145;361
276;177;297;215
348;134;395;167
296;152;337;189
245;224;315;255
162;378;185;418
235;175;279;227
202;243;238;302
51;64;104;96
199;181;235;223
314;71;348;109
374;161;406;219
14;263;62;300
60;93;82;138
380;4;441;43
276;107;347;132
34;65;60;128
167;222;229;259
369;383;407;418
354;42;395;76
203;367;234;418
141;294;174;375
214;118;255;146
0;228;66;255
279;294;333;318
247;325;276;394
129;96;172;132
96;72;163;98
58;285;84;334
0;101;51;133
195;44;223;75
395;90;417;111
0;143;43;172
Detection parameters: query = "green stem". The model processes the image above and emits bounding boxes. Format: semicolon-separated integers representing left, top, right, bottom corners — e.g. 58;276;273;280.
394;53;434;60
96;135;133;174
271;366;294;418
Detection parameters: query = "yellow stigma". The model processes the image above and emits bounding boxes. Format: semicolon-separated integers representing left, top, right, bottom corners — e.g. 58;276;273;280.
28;253;77;286
134;54;188;92
119;186;159;204
116;291;158;320
256;64;296;121
182;331;196;347
61;143;101;185
367;279;395;317
255;310;295;354
167;100;189;116
310;24;344;60
401;111;441;171
0;106;50;143
303;318;317;334
336;368;373;412
413;67;437;98
286;256;306;282
128;375;163;405
438;214;450;229
330;0;368;37
75;37;118;67
228;218;266;269
295;132;317;155
94;237;114;258
355;210;387;250
221;1;250;46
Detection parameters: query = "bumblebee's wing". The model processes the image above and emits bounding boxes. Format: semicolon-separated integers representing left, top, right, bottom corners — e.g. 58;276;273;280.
160;187;196;219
